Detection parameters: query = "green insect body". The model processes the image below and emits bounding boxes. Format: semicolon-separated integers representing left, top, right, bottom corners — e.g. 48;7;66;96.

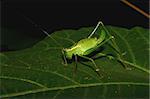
22;15;128;77
63;30;106;59
34;20;126;77
61;21;115;75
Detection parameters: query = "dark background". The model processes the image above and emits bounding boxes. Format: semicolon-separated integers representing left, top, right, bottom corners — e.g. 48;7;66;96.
1;0;149;51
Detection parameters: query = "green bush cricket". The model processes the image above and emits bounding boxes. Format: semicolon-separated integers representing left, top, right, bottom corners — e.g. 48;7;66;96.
25;17;129;78
41;21;129;78
61;22;114;76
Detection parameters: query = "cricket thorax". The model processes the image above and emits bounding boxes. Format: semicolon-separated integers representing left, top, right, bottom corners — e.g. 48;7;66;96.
64;38;98;59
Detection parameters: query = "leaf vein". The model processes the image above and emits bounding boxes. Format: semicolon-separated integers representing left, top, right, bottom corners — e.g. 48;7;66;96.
1;64;80;85
0;76;47;88
1;82;149;98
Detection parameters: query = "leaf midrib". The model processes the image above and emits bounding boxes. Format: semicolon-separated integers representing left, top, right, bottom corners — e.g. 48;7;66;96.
1;82;149;98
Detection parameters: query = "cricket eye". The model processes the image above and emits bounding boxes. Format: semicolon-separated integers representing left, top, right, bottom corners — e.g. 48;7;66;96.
111;36;114;39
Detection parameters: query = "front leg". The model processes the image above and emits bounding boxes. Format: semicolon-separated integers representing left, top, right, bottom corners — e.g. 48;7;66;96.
62;49;68;66
74;55;78;74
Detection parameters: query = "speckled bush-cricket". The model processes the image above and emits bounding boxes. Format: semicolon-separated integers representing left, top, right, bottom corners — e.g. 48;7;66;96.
26;18;128;77
41;21;128;77
62;22;114;75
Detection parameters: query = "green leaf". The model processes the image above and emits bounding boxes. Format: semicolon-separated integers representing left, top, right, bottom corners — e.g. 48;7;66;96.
0;26;149;99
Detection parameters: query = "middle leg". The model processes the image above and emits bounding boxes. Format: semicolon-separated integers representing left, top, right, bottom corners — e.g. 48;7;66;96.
79;55;103;78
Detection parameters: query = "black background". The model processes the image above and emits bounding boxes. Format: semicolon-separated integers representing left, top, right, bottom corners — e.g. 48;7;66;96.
1;0;149;51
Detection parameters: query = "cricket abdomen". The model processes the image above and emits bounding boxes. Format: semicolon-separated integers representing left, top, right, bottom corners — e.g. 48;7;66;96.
77;38;98;53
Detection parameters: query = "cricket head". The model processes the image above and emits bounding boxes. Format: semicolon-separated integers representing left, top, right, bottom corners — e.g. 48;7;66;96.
62;48;73;59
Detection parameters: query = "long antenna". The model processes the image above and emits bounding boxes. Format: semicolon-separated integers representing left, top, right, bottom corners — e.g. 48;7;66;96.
20;14;62;48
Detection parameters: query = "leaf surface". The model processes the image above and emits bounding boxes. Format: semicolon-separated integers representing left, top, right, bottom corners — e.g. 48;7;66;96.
0;26;149;99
